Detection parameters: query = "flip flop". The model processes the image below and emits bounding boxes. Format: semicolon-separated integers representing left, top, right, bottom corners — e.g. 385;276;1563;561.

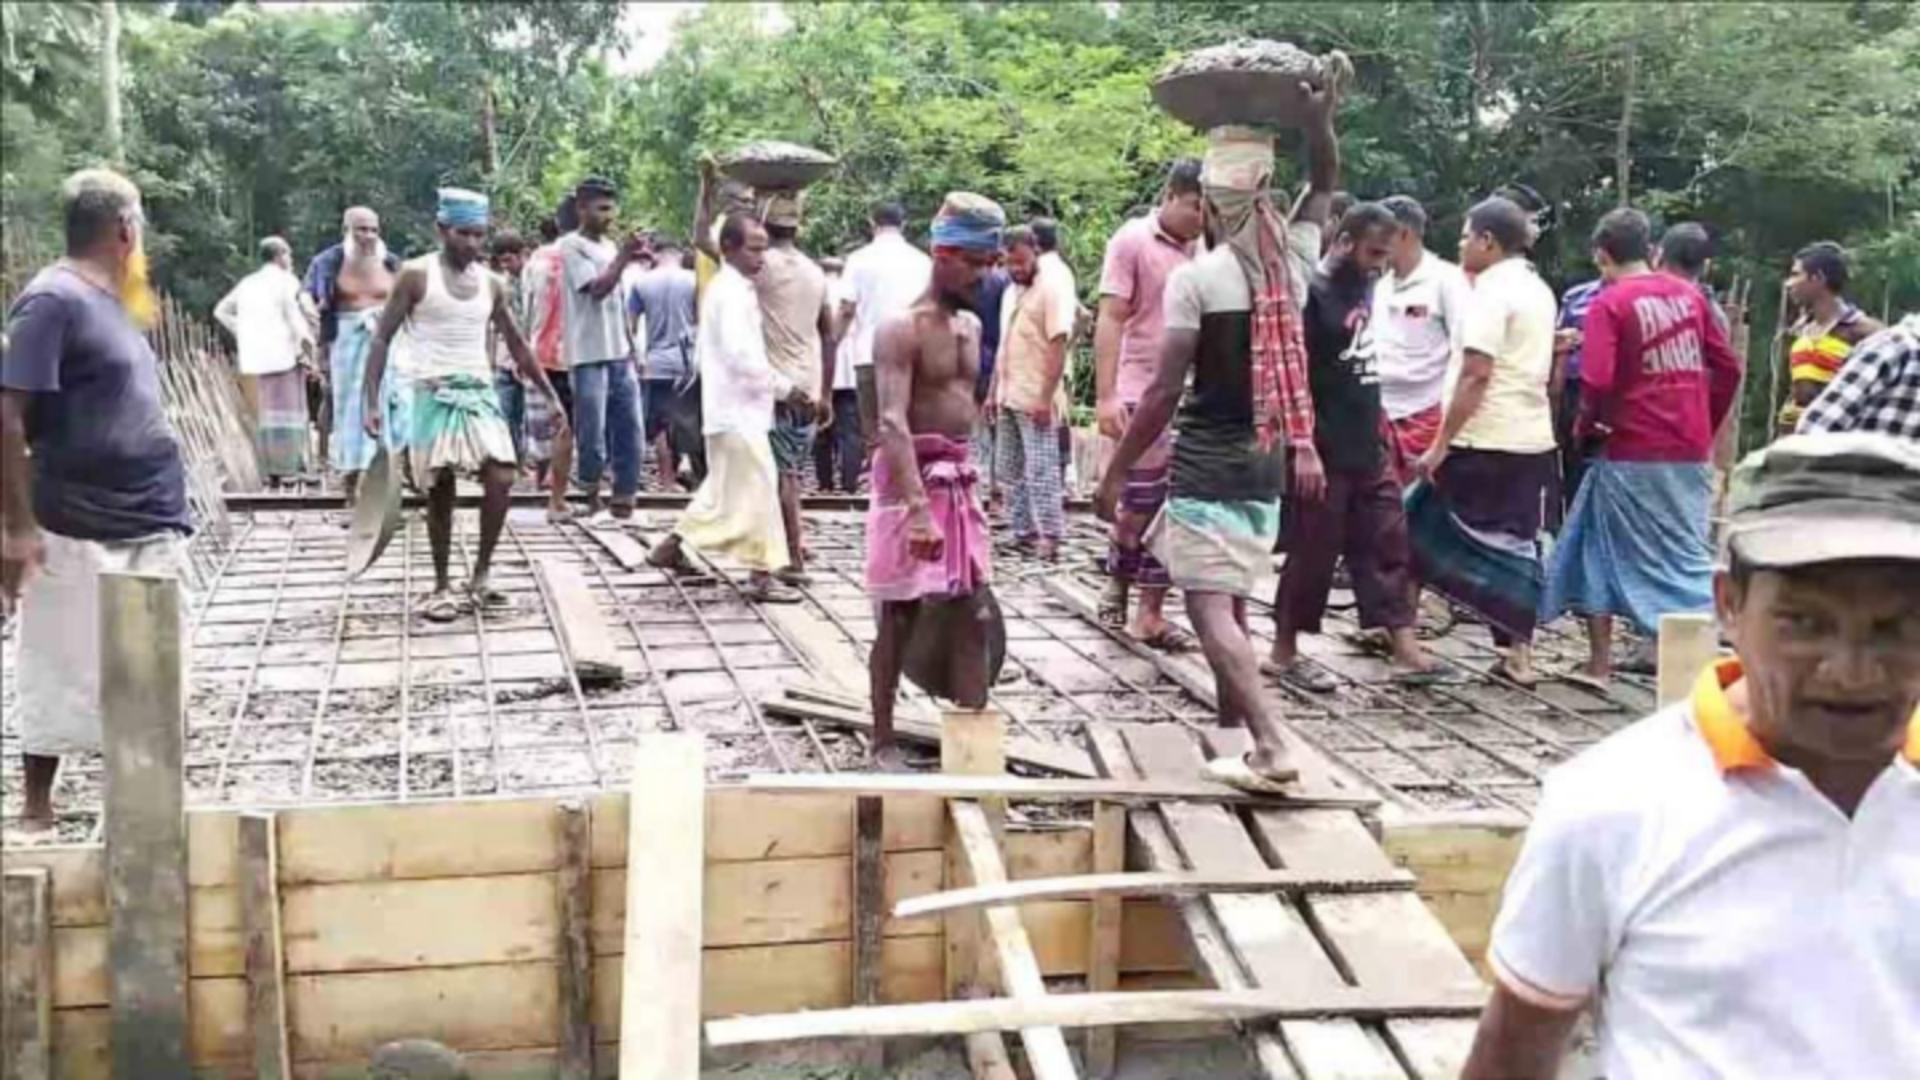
1203;753;1300;795
1096;588;1129;631
1342;630;1393;657
741;579;803;605
1488;658;1540;688
1391;665;1462;687
468;583;512;611
774;567;814;587
1137;624;1198;655
418;593;462;623
1556;669;1612;695
1261;658;1339;694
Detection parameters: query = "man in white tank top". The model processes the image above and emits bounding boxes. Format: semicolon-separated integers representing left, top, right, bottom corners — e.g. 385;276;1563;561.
361;188;568;622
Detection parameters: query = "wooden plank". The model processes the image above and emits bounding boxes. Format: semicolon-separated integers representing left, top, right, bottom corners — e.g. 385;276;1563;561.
706;986;1487;1046
0;848;106;928
618;732;704;1080
938;708;1020;1079
557;801;593;1080
238;814;291;1080
895;867;1418;918
950;800;1079;1080
535;558;624;685
851;797;886;1074
3;868;54;1080
590;790;946;865
99;571;192;1079
285;963;558;1064
581;525;650;571
594;937;947;1029
281;874;558;973
1085;802;1125;1078
276;798;563;884
766;690;1099;778
732;771;1372;807
1657;611;1718;707
1084;726;1300;1080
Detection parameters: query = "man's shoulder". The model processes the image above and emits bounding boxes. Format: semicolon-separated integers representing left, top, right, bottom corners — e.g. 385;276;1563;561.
10;265;87;312
1539;706;1712;826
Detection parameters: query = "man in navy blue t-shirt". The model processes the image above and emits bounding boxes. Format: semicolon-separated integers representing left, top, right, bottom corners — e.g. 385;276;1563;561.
1;168;191;834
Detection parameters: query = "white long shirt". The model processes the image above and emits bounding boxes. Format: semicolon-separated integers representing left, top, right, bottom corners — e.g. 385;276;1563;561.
843;229;931;370
1372;250;1474;420
214;263;312;376
697;263;792;436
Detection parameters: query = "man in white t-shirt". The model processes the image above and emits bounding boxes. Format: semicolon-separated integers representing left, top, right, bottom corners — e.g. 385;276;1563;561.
842;201;932;458
1466;433;1920;1080
215;236;316;484
814;258;864;491
1373;195;1473;486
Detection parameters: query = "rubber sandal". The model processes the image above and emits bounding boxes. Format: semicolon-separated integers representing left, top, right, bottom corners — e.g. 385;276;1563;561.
1556;669;1612;695
1096;591;1129;631
1489;658;1540;688
1390;665;1462;687
742;579;802;605
1203;753;1300;795
1261;658;1339;694
1341;631;1393;657
1137;624;1198;654
419;593;462;623
774;567;814;587
468;583;511;611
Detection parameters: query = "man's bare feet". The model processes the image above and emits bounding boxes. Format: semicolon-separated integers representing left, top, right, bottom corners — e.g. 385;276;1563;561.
1494;646;1538;687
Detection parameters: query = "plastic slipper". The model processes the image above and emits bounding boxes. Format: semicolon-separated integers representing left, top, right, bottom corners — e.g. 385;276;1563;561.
1096;590;1128;631
1138;625;1198;654
1391;665;1461;687
742;580;803;605
468;583;511;611
1556;669;1612;695
1203;753;1300;795
1261;658;1339;694
419;593;462;623
774;567;814;587
1488;659;1541;689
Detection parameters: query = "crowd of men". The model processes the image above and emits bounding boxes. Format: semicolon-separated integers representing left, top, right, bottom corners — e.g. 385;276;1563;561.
4;81;1919;1074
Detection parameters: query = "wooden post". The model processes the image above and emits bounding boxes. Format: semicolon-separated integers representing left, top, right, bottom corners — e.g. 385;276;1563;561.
1084;801;1126;1077
941;709;1018;1080
1657;612;1719;707
239;813;291;1080
851;796;886;1073
558;800;594;1080
618;733;705;1080
2;868;54;1080
100;571;191;1079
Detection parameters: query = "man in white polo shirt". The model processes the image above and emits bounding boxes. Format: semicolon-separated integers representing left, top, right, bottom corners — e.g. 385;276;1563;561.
1465;432;1920;1080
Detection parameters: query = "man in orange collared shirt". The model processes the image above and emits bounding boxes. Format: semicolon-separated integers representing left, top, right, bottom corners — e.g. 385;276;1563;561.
1465;432;1920;1080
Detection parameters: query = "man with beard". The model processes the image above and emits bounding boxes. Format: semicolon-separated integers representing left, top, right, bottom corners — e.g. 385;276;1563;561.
866;193;1005;768
3;169;191;834
361;189;567;622
1267;202;1440;691
994;224;1074;560
1097;85;1342;793
1092;159;1204;650
647;215;814;603
305;205;401;506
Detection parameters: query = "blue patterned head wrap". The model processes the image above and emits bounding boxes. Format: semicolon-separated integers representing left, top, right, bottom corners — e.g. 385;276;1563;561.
929;192;1006;253
436;187;490;228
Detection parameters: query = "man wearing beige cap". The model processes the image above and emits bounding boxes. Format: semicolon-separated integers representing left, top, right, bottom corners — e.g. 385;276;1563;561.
1465;432;1920;1079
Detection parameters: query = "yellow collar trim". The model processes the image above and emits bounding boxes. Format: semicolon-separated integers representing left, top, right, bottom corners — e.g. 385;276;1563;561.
1691;659;1920;772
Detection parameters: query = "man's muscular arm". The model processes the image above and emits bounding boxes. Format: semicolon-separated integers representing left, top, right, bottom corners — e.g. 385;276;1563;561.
873;314;942;561
1095;327;1195;521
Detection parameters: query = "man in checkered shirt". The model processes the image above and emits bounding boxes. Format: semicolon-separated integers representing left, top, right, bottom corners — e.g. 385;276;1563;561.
1800;313;1920;439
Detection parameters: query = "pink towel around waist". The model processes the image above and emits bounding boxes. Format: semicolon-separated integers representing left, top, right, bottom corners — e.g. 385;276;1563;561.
865;434;993;603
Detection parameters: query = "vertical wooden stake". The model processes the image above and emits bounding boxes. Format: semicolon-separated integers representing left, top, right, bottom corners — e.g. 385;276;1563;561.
239;813;290;1080
1657;612;1719;707
940;709;1017;1079
558;800;594;1080
2;867;54;1080
618;733;705;1080
100;572;191;1079
851;796;886;1075
1084;801;1126;1077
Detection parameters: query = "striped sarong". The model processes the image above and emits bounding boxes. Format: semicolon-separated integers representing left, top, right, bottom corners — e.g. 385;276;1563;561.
255;368;309;478
411;373;517;478
1541;459;1715;635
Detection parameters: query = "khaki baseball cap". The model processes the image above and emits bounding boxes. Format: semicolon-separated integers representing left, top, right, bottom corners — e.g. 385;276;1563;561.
1725;433;1920;569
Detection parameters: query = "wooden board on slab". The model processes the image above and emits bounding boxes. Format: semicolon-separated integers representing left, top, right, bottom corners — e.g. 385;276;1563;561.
734;771;1373;807
3;867;55;1080
617;733;704;1080
764;689;1099;778
534;558;625;685
895;867;1417;918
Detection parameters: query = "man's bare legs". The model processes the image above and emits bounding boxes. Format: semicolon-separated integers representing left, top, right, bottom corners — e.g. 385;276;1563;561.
423;468;459;619
546;428;573;521
1188;591;1291;776
777;472;808;583
1580;614;1614;683
470;461;514;607
870;601;916;771
20;753;59;832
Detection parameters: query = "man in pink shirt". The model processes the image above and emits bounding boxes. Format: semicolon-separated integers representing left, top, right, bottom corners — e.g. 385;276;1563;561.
1541;208;1743;688
1092;160;1204;649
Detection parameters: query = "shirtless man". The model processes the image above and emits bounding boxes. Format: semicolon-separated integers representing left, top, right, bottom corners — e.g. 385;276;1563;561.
305;206;401;504
362;189;566;620
867;193;1005;768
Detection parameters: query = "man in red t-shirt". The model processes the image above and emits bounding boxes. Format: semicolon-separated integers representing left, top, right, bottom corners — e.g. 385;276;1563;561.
1541;209;1743;687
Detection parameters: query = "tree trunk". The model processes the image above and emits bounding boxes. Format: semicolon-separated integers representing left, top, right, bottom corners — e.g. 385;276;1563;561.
101;0;124;164
1613;28;1638;206
481;76;499;179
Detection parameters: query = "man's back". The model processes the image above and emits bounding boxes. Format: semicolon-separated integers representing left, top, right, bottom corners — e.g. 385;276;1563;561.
631;265;696;380
847;232;930;369
1453;257;1557;453
757;246;829;391
1580;271;1739;463
222;264;306;376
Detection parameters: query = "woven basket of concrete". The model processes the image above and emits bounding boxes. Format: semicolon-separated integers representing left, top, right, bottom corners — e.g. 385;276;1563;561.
1151;40;1349;132
721;140;839;190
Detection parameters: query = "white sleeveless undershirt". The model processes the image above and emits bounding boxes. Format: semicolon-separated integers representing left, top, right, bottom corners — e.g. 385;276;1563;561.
405;255;493;382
